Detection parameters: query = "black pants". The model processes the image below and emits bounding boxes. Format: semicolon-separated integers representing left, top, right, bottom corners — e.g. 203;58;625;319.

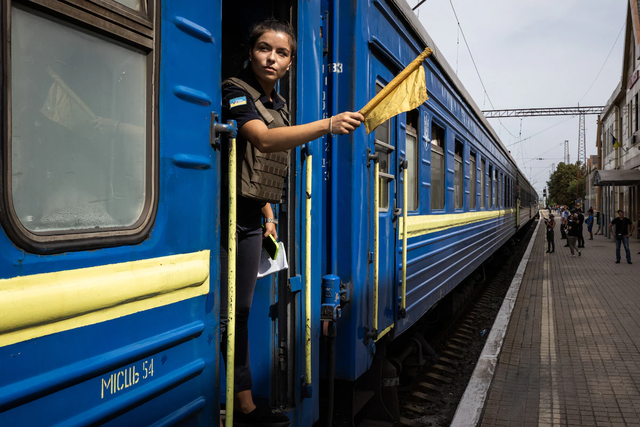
220;205;263;393
560;224;567;239
577;227;584;247
547;231;554;252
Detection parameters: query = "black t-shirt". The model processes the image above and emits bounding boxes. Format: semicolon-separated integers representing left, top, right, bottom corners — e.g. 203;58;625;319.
611;217;633;236
567;219;580;237
221;67;286;130
577;213;584;228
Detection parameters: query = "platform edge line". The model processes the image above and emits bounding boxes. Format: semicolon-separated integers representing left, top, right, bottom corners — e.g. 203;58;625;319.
449;218;541;427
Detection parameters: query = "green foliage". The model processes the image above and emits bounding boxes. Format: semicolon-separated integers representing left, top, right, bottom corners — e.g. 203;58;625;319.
546;162;586;207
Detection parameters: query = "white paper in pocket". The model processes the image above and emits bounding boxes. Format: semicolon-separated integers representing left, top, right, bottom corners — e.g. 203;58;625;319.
257;242;288;278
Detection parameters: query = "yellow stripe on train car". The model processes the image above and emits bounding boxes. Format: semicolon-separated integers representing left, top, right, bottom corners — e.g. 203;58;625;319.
398;209;516;239
0;250;210;348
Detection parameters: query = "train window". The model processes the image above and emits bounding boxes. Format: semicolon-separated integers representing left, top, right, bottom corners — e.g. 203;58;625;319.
481;159;486;209
488;166;494;209
430;122;445;210
469;152;476;210
497;172;501;207
114;0;144;11
374;83;393;211
405;119;419;211
5;2;155;251
502;174;507;208
454;140;463;210
493;169;498;208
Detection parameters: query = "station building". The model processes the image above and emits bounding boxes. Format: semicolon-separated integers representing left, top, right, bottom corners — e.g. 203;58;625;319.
596;0;640;238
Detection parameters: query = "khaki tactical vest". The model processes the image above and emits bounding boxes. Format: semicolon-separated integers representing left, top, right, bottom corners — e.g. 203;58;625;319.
222;77;290;204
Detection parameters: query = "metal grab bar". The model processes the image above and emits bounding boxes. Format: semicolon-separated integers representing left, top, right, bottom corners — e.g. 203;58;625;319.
401;166;408;316
373;161;380;334
224;122;237;427
304;153;313;393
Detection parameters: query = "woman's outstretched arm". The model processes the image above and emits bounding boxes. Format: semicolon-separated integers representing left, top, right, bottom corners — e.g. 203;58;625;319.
240;111;364;153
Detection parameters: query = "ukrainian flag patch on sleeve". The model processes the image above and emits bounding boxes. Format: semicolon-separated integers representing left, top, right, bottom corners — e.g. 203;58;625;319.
230;96;247;109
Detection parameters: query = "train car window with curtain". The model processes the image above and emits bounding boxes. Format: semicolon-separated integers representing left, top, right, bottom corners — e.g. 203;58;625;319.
454;140;463;209
488;165;493;209
469;151;476;210
493;168;498;207
502;174;506;208
6;1;155;251
430;122;445;210
481;159;486;209
497;172;501;208
406;110;420;211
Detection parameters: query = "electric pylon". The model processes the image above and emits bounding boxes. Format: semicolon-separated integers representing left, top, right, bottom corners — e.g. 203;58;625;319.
577;114;586;167
564;140;570;164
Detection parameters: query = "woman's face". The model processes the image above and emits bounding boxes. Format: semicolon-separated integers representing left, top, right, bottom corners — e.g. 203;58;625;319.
249;30;293;88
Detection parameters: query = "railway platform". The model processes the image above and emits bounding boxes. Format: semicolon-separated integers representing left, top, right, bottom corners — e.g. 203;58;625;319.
451;212;640;427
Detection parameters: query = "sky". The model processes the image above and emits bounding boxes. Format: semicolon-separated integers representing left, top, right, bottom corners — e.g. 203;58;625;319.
411;0;628;197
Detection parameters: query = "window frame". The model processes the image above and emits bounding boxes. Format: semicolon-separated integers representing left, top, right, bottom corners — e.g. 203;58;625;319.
1;0;158;253
481;158;486;209
469;151;476;210
374;81;394;212
405;122;419;212
488;165;494;209
454;139;463;210
429;119;446;211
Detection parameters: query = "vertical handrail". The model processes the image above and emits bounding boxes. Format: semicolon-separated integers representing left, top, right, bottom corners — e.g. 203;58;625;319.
305;153;313;390
401;167;408;314
373;162;380;334
226;134;237;427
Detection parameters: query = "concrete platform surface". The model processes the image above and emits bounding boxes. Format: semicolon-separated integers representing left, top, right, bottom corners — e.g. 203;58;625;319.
454;211;640;427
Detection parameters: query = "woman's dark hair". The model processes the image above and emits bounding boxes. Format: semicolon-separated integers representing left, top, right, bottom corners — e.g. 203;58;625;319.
249;19;297;58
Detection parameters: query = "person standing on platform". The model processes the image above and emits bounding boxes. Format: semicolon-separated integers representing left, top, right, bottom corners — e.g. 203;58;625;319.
566;213;581;257
577;208;585;248
594;211;602;235
560;206;569;241
545;214;556;253
609;210;635;264
586;208;594;240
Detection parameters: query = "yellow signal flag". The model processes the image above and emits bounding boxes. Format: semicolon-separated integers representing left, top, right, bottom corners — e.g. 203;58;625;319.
360;47;433;134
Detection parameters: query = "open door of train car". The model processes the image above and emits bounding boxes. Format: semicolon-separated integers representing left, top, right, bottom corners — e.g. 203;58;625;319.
1;1;222;425
218;1;324;425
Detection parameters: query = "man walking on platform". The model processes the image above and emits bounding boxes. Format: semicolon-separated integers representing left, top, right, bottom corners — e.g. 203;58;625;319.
609;210;635;264
560;207;569;242
577;209;585;248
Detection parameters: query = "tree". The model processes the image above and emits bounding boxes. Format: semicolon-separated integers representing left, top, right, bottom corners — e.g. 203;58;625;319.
547;162;586;207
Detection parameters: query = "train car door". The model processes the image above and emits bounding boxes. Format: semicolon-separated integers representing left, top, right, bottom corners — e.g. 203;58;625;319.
369;58;398;340
0;1;222;426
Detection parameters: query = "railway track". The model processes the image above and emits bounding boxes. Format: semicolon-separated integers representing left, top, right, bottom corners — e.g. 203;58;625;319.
397;219;538;427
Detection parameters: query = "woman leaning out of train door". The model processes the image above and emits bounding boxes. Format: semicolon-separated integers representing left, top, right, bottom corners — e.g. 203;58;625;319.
220;19;364;427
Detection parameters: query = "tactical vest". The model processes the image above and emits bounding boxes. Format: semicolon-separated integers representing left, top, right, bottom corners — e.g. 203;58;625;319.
222;77;290;204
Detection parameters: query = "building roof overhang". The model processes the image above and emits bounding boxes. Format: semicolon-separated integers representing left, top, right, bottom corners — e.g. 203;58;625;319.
594;169;640;186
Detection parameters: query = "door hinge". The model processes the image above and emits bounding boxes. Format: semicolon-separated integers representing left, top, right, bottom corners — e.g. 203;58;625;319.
269;302;279;321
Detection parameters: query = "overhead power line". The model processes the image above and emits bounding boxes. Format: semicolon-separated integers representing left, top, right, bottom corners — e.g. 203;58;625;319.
578;22;625;104
445;0;519;139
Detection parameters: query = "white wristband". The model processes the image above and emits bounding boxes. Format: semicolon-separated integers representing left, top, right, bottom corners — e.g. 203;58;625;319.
329;116;333;135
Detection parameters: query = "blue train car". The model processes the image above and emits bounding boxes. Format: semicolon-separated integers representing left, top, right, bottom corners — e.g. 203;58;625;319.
324;0;538;389
0;0;224;425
